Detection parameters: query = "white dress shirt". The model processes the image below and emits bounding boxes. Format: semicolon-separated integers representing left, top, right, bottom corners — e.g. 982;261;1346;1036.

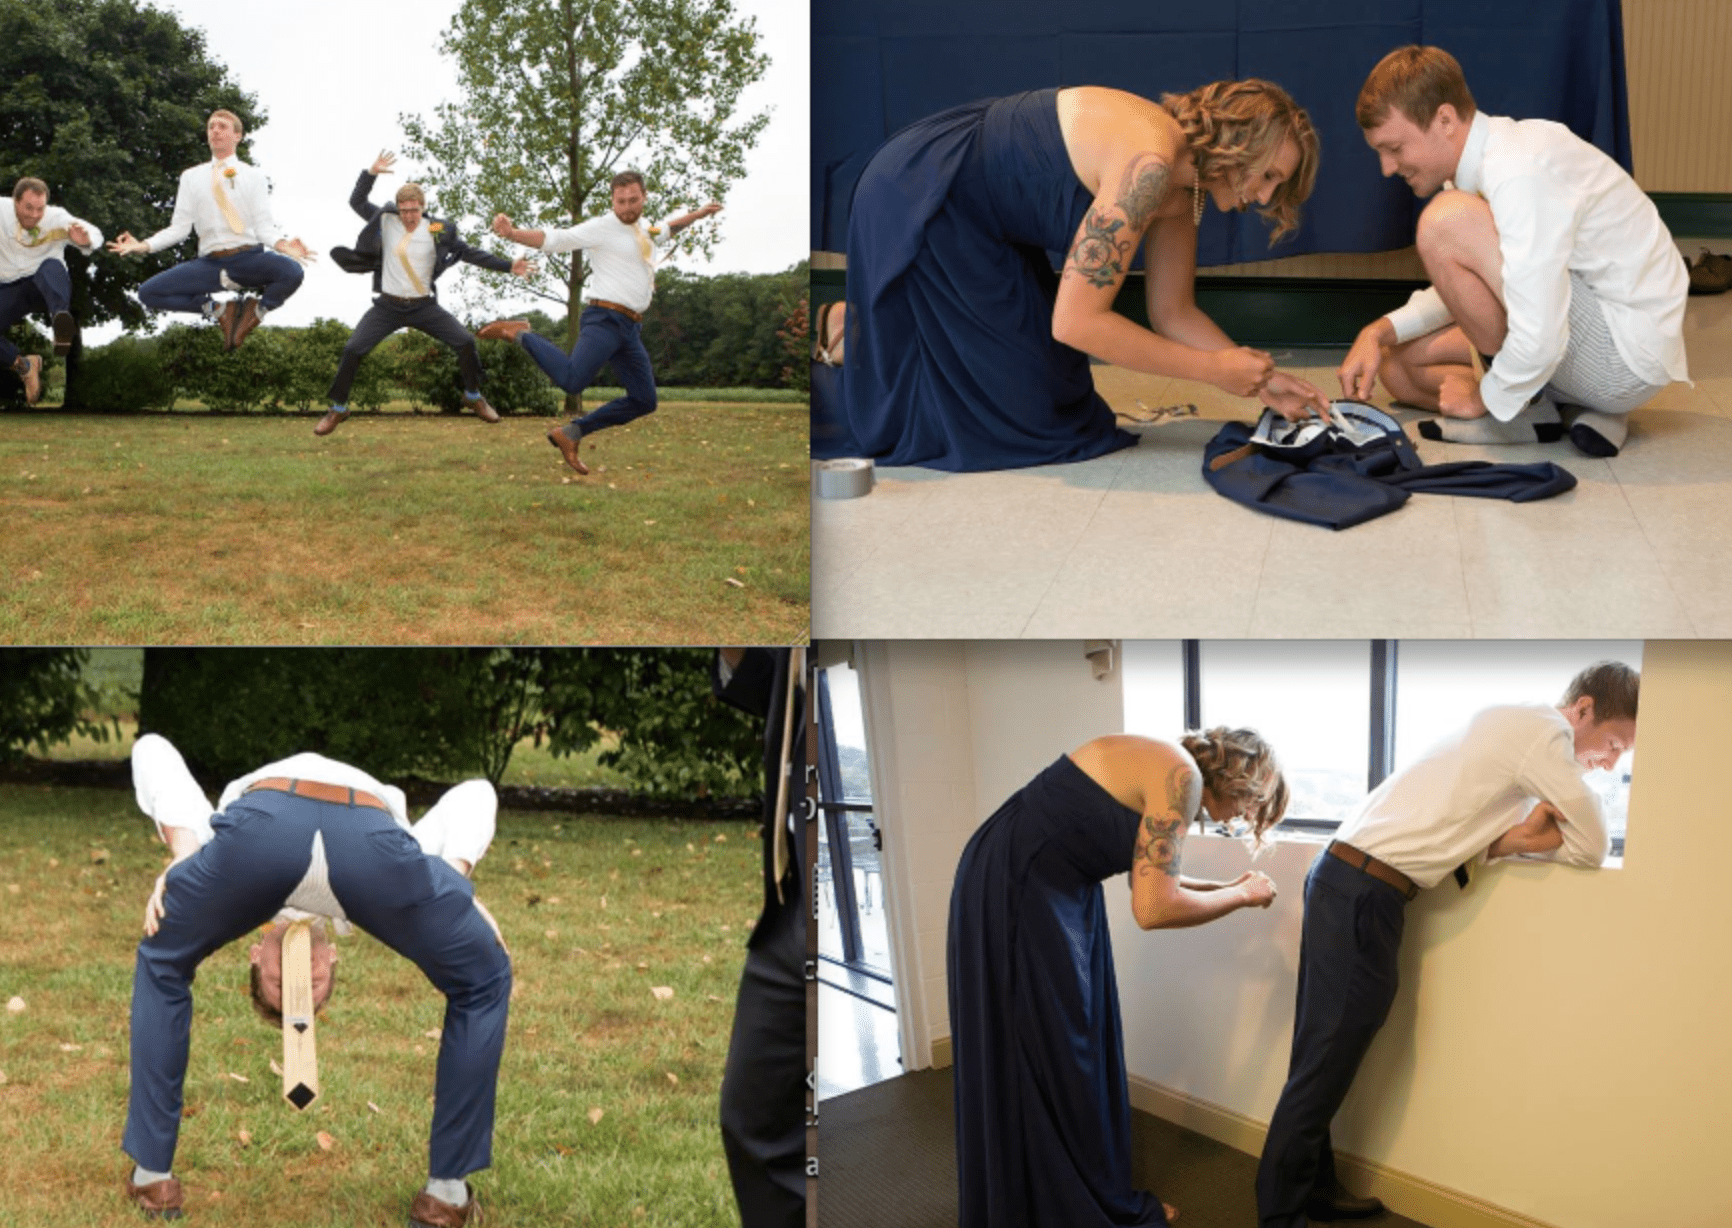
1335;703;1610;889
142;155;286;257
0;198;102;283
379;212;437;298
1385;112;1689;420
541;213;670;313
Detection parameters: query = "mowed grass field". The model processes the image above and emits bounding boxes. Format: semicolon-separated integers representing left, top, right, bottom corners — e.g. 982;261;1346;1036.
0;403;808;643
0;785;767;1227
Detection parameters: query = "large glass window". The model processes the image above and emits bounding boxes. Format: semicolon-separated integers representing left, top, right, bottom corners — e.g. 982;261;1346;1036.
1123;641;1642;856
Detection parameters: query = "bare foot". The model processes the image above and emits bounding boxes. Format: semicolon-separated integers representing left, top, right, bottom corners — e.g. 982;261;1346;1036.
1163;1203;1179;1222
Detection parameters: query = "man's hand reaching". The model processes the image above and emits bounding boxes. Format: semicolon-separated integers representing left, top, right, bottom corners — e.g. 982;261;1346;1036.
1488;800;1566;859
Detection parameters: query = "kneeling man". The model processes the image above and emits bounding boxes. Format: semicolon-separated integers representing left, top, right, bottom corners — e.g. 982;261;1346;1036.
1339;46;1688;456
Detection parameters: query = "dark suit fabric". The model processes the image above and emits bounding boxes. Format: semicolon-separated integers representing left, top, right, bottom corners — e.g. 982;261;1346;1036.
712;649;807;1228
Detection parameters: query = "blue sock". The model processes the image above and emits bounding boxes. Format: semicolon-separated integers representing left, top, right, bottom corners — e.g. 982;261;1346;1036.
463;390;481;401
330;403;346;414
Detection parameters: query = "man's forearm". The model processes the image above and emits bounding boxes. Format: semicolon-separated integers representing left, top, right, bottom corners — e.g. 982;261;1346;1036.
161;824;201;863
664;208;713;235
502;225;547;249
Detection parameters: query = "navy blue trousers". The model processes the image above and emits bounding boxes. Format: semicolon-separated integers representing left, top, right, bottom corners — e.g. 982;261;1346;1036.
123;789;511;1179
138;246;304;314
521;305;657;438
0;259;71;366
1256;852;1406;1228
330;297;480;402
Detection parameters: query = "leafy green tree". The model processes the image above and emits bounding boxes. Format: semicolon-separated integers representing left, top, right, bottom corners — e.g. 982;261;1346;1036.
0;0;264;405
0;649;115;765
399;0;771;413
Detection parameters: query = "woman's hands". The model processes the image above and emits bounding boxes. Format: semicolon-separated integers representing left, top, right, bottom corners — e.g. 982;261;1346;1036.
1261;370;1331;420
1208;345;1275;397
1236;871;1277;909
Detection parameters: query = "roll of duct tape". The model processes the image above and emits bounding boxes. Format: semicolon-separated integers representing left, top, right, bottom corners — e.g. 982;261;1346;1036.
815;457;875;499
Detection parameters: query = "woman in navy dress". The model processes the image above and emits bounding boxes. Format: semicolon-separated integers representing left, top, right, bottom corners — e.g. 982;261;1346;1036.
834;82;1330;471
948;730;1287;1227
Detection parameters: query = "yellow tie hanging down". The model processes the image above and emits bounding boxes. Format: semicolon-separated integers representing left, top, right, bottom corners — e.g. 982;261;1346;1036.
15;225;69;247
210;161;247;235
280;919;321;1111
395;226;429;296
634;225;654;265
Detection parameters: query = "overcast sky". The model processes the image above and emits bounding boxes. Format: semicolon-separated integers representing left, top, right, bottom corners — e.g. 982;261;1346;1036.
88;0;807;341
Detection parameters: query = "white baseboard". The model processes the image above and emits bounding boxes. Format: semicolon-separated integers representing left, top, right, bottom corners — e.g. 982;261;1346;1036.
1125;1077;1562;1228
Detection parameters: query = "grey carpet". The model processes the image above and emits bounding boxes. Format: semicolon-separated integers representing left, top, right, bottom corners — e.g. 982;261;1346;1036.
819;1068;1431;1228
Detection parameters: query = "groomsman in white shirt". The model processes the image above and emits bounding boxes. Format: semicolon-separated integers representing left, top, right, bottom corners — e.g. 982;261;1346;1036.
107;109;316;352
476;171;721;475
0;176;102;405
1255;660;1637;1227
1337;46;1689;456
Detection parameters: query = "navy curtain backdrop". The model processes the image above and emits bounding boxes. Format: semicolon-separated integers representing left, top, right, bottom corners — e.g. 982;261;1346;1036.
812;0;1631;266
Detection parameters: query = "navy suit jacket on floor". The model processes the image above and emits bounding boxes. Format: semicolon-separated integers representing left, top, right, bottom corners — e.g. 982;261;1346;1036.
329;169;512;295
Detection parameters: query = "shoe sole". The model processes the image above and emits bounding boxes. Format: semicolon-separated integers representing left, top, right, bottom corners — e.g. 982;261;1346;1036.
52;313;76;357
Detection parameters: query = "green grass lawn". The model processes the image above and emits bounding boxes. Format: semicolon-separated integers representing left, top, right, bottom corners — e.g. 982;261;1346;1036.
0;785;765;1226
0;404;809;644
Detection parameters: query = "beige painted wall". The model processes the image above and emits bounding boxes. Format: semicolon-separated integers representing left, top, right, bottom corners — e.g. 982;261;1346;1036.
864;639;1732;1228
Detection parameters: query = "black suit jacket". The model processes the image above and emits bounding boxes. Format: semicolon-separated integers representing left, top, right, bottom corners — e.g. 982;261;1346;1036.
328;169;512;296
712;649;807;949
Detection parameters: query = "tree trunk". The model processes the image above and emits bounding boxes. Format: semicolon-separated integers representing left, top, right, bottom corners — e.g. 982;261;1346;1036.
564;259;585;420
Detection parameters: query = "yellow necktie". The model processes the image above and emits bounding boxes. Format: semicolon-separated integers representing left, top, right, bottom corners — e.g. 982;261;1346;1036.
210;161;246;235
634;225;653;265
395;225;429;296
15;225;68;247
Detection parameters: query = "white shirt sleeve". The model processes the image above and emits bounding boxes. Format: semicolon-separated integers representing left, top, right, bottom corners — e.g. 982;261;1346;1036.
1385;285;1454;345
142;168;198;254
1480;171;1582;420
1509;726;1610;868
540;217;606;255
243;166;285;249
47;205;102;253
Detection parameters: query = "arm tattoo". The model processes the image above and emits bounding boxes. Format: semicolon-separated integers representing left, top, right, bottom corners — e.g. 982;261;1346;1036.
1117;154;1172;232
1065;207;1131;289
1063;155;1172;291
1167;764;1201;824
1133;810;1184;879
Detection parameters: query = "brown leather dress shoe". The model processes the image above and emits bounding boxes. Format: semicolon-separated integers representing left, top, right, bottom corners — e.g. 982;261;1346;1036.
468;395;500;423
227;297;264;351
314;408;349;437
216;299;240;349
52;310;77;357
15;354;43;406
475;319;531;344
124;1173;184;1219
1304;1186;1385;1221
547;424;588;475
408;1183;481;1227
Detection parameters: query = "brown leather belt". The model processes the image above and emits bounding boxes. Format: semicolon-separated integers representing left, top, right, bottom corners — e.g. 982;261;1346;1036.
588;298;643;323
1327;840;1419;900
206;245;259;259
244;777;389;812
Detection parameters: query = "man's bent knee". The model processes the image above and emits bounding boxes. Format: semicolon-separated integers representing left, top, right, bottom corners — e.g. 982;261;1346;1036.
1415;190;1495;260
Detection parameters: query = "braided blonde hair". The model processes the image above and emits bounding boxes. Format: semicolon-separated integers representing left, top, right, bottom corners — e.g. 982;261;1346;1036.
1161;79;1319;243
1179;726;1288;848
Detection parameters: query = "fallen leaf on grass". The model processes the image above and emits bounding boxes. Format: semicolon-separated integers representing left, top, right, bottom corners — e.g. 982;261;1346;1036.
544;929;558;940
47;858;58;868
714;834;727;844
587;1107;604;1125
650;986;674;1001
707;995;724;1003
723;577;745;588
270;1059;283;1076
0;1069;7;1084
6;997;24;1014
665;1072;679;1086
316;1131;336;1152
89;848;109;864
5;884;17;894
237;1129;251;1146
424;1028;442;1041
227;1072;249;1083
368;1101;381;1114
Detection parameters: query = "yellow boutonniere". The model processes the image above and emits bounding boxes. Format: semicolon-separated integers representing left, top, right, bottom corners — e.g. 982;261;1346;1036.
223;167;237;190
647;226;661;236
428;222;444;234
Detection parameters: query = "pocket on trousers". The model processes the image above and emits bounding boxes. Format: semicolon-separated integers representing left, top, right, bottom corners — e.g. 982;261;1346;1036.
365;828;438;906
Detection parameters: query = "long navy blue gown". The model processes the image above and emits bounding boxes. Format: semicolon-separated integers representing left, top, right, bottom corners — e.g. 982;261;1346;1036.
832;89;1137;472
948;755;1168;1228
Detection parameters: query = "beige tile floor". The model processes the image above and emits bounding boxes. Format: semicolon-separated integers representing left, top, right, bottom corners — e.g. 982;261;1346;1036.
814;293;1732;638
